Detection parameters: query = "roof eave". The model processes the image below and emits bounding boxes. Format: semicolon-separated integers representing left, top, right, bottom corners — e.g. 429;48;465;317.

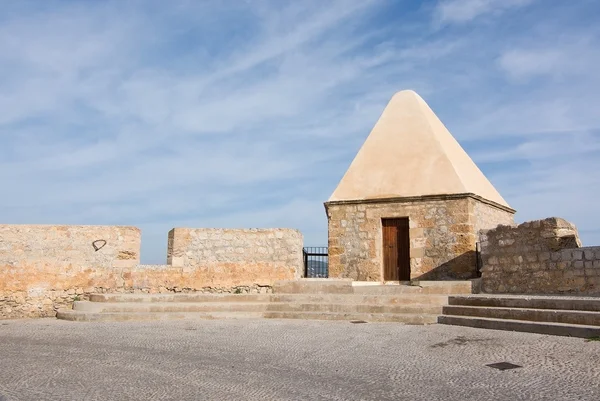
324;193;516;214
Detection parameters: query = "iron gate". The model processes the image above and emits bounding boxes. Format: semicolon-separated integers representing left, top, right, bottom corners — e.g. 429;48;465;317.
303;247;328;278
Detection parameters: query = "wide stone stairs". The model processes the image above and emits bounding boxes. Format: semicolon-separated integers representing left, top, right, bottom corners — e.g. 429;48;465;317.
56;279;472;324
438;294;600;338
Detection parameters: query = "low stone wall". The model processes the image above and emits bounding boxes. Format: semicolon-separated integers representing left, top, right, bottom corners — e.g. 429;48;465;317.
162;228;303;289
0;224;141;319
1;225;303;319
480;218;600;295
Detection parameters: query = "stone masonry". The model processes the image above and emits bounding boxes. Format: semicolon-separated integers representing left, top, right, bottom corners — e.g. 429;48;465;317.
0;225;303;319
326;195;514;281
480;217;600;295
473;200;515;237
166;228;303;287
0;224;140;319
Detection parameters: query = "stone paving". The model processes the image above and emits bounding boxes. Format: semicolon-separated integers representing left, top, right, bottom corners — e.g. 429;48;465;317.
0;319;599;401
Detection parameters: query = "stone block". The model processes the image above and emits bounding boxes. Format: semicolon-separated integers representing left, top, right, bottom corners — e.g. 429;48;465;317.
525;254;537;263
410;248;425;258
411;237;428;248
588;276;600;284
113;259;136;268
528;263;542;271
409;227;424;237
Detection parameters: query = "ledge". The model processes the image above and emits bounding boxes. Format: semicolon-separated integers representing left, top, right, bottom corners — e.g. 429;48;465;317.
324;193;516;214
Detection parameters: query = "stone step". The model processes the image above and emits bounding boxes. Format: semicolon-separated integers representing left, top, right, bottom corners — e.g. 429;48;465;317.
87;293;449;306
272;279;353;294
269;294;450;305
73;301;271;313
263;311;439;324
352;281;472;295
443;305;600;326
448;295;600;312
266;303;443;315
71;300;442;315
88;293;272;303
56;310;263;322
437;315;600;339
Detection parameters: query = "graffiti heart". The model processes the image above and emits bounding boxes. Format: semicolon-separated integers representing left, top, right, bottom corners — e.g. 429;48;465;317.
92;240;107;252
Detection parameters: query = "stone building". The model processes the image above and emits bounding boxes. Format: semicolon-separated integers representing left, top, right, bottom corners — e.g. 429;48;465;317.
324;90;516;281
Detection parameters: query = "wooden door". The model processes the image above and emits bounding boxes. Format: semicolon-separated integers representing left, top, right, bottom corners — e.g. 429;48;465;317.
382;218;410;281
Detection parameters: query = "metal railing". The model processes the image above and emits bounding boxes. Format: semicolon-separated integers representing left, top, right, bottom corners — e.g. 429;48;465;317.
476;242;482;277
303;247;328;278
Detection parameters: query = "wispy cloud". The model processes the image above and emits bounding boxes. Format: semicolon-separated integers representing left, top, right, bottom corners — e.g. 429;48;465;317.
497;34;600;81
1;0;600;261
433;0;536;24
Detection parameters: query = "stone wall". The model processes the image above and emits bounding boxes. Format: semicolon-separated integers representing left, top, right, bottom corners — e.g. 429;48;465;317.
326;194;514;281
1;225;303;319
0;225;141;319
166;228;303;287
472;199;515;236
480;217;600;295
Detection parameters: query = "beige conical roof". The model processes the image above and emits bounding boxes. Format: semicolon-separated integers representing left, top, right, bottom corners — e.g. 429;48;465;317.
328;90;511;208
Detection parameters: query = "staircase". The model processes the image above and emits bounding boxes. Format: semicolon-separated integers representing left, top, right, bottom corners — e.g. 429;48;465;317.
263;279;472;324
57;293;272;322
56;279;473;324
56;282;600;338
438;295;600;338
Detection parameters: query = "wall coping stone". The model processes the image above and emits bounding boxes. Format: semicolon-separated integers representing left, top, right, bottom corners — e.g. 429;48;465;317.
324;193;515;214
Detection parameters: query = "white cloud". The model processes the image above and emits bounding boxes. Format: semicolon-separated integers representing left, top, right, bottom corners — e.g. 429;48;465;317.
473;131;600;163
497;36;600;81
434;0;535;24
498;49;564;80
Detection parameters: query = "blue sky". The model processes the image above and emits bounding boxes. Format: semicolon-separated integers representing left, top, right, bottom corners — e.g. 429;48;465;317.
1;0;599;263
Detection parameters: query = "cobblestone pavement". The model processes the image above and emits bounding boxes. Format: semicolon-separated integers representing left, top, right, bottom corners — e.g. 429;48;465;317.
0;318;599;401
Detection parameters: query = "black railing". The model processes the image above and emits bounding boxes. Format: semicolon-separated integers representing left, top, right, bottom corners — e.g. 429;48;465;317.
303;247;328;278
475;242;482;277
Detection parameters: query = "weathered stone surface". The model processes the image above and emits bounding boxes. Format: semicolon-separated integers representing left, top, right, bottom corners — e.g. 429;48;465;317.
480;218;600;295
326;196;514;281
0;225;302;319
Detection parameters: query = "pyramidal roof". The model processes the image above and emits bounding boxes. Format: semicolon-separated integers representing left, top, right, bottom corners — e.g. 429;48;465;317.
328;90;511;208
